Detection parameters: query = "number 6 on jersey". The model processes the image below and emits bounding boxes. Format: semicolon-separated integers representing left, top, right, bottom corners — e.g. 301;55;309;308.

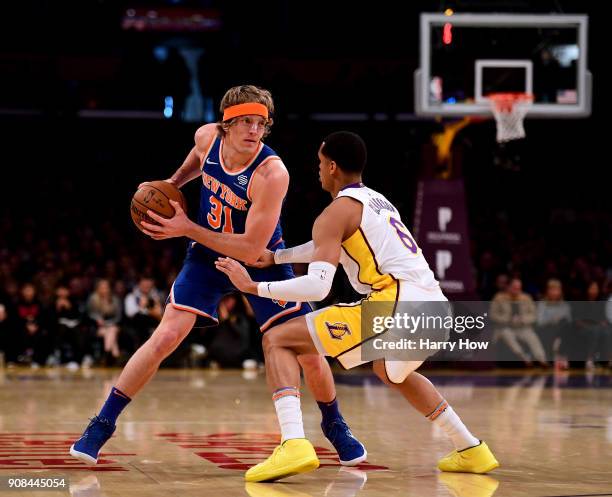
389;216;419;255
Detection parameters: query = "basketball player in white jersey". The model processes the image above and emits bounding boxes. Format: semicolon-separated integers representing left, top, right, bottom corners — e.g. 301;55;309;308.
216;131;499;482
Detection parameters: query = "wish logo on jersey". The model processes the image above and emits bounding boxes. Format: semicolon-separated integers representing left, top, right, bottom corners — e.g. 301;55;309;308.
234;174;249;191
325;321;352;340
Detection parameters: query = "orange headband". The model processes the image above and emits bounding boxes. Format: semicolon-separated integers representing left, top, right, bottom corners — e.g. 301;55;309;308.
223;102;269;121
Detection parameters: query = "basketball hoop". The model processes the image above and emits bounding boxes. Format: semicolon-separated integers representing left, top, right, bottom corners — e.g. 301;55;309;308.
488;92;533;143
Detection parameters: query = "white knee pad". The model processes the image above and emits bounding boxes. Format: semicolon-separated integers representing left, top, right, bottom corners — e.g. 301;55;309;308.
384;360;424;384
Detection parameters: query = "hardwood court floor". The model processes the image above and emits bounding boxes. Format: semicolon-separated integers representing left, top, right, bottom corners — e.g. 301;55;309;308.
1;367;611;497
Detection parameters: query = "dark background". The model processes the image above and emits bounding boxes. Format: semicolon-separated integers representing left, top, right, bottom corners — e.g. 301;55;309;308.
0;0;609;316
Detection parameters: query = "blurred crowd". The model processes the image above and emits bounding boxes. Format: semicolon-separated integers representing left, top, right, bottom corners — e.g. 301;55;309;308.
489;276;612;370
0;93;609;373
1;206;611;371
0;215;264;369
0;275;263;370
0;1;608;373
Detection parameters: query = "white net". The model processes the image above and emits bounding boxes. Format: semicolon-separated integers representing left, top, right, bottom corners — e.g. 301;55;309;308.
489;93;533;143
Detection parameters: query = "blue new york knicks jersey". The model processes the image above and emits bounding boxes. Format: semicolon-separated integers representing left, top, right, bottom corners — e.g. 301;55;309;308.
172;134;311;330
187;136;283;261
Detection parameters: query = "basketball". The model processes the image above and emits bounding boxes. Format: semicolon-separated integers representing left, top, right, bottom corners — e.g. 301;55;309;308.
130;181;187;232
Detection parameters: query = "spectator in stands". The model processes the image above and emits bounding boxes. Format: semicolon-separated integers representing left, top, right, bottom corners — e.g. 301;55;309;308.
87;279;122;365
572;281;611;369
113;280;129;302
68;276;90;312
491;277;547;367
0;298;13;364
206;294;257;368
16;283;51;368
50;284;87;369
537;279;572;370
124;277;162;351
495;274;509;295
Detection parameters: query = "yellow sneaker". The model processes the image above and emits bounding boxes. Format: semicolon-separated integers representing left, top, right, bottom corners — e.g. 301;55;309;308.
245;439;320;482
438;473;500;497
437;441;499;474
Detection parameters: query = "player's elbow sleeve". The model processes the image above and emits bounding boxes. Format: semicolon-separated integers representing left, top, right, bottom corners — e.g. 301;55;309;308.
274;241;315;264
307;261;336;300
304;280;331;301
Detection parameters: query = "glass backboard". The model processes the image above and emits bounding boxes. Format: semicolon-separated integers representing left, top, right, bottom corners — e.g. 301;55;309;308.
415;14;591;118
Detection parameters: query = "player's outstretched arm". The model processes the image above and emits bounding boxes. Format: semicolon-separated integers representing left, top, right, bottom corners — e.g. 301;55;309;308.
215;198;358;301
248;241;315;269
274;240;315;264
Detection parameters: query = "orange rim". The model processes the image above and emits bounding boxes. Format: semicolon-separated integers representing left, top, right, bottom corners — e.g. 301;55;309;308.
488;92;533;113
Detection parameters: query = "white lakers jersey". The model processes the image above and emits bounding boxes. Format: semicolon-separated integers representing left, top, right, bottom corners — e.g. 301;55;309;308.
337;183;439;295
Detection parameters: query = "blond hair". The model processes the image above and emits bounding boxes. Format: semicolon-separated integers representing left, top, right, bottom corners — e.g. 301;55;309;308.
217;85;274;138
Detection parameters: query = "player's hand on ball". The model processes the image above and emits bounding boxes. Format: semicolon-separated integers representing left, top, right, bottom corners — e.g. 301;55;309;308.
215;257;258;294
137;178;176;189
245;249;275;268
141;200;193;240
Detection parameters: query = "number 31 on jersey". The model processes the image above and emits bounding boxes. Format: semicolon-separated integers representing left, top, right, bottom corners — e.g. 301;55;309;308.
208;196;234;233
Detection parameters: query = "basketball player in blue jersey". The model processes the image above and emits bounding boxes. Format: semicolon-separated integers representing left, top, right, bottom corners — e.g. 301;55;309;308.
70;86;366;467
216;131;499;482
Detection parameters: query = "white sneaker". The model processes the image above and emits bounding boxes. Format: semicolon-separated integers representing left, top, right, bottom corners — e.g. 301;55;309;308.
66;361;80;371
81;355;94;368
46;351;61;367
191;344;207;356
242;359;257;370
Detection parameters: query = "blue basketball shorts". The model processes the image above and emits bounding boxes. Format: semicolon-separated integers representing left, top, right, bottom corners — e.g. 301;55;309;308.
169;254;312;331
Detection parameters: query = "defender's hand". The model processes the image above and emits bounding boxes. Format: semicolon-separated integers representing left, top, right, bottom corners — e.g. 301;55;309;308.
215;257;259;295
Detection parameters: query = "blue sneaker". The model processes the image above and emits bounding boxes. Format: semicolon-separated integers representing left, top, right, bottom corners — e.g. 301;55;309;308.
69;415;116;465
322;418;367;466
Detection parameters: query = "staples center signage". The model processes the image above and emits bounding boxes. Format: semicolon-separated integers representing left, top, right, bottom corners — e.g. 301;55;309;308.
413;179;475;296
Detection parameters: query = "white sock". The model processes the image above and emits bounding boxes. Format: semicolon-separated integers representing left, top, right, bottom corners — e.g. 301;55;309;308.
273;392;305;441
429;401;479;451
